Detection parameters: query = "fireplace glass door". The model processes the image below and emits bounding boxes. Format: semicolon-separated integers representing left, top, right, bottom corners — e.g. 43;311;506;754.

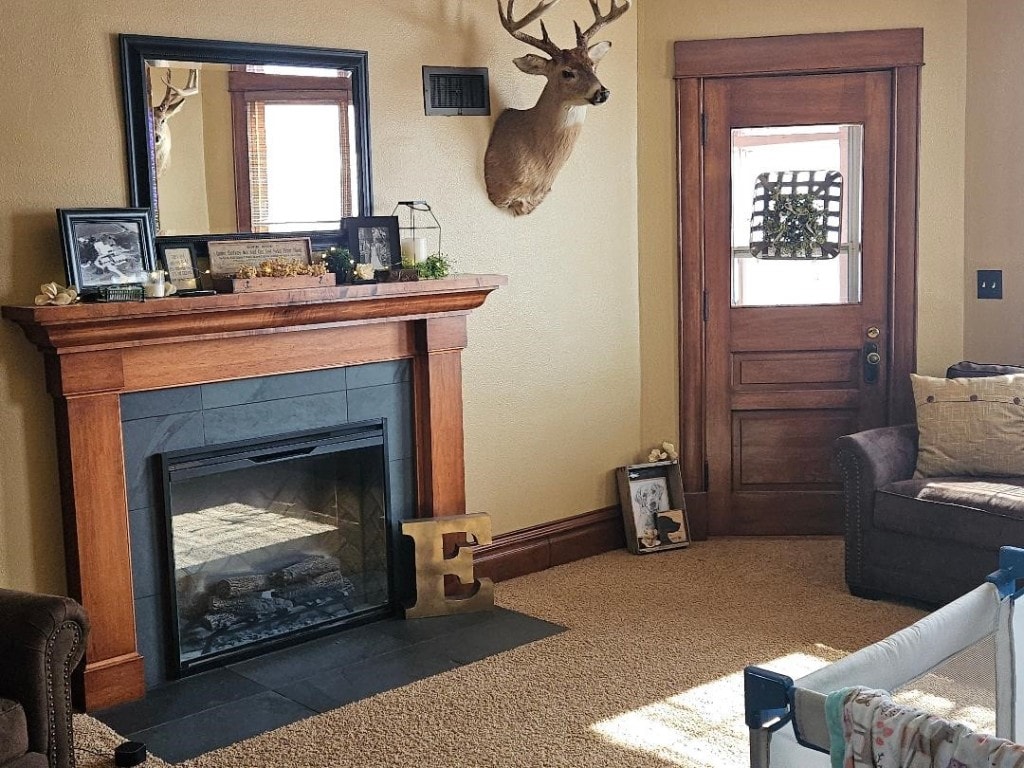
161;421;391;674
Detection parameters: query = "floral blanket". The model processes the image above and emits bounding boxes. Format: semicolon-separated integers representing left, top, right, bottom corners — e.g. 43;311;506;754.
824;686;1024;768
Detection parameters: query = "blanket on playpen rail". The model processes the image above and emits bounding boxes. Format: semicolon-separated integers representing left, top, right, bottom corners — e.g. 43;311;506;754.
826;687;1024;768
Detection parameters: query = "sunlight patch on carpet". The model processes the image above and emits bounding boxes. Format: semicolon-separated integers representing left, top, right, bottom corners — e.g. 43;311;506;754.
590;646;841;767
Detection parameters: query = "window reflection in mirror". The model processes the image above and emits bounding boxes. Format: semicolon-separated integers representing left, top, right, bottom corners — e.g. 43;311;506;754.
148;62;360;236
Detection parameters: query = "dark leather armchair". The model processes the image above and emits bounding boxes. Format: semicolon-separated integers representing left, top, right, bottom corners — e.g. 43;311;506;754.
834;362;1024;606
0;589;89;768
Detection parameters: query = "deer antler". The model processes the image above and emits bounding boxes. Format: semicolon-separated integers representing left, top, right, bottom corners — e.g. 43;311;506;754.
497;0;563;57
575;0;631;47
155;68;199;115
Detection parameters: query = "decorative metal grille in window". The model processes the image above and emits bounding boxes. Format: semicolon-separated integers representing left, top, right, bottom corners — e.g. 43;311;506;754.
749;170;843;259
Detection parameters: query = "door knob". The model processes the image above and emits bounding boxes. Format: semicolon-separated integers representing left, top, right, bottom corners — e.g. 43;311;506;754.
864;342;880;383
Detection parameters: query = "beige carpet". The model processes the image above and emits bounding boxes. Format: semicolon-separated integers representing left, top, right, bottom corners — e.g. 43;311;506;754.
73;537;926;767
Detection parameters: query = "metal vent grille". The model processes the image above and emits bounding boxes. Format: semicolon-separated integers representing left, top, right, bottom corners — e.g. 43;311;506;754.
422;67;490;116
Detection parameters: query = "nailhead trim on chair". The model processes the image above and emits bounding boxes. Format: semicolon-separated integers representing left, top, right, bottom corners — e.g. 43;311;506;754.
835;449;864;587
44;619;83;768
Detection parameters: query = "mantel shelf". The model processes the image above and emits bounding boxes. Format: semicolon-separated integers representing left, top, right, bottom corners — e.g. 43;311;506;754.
2;274;507;353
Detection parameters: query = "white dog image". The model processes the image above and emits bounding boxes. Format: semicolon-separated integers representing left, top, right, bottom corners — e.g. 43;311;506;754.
633;480;668;549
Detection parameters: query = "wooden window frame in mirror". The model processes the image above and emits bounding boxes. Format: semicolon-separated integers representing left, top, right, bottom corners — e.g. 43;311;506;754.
119;34;373;236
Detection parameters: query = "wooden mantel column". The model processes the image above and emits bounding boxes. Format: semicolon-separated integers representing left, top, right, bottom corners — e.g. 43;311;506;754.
414;315;469;518
3;275;505;709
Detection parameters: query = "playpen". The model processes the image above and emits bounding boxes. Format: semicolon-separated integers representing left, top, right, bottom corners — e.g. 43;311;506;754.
744;546;1024;767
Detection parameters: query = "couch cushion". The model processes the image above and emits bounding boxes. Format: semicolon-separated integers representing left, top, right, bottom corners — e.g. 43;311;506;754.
875;477;1024;551
0;697;29;765
911;373;1024;477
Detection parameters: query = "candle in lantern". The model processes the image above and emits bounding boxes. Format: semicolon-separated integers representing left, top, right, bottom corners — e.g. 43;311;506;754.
401;237;428;266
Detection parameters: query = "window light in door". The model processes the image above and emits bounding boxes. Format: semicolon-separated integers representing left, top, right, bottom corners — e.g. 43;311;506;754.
749;170;843;259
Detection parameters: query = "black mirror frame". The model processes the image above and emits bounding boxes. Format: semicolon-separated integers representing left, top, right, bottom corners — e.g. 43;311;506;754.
119;34;374;232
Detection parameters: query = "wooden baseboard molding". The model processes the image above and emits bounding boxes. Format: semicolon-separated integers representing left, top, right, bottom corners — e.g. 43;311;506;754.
474;506;625;583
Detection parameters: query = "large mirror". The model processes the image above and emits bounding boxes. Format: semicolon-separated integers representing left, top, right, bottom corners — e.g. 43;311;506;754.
120;35;372;237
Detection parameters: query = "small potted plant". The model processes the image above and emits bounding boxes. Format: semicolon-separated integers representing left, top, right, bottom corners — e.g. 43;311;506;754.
321;246;353;284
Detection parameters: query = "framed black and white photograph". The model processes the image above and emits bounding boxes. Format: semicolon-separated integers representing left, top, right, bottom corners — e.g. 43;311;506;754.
157;242;200;290
57;208;156;292
616;461;690;555
345;216;401;272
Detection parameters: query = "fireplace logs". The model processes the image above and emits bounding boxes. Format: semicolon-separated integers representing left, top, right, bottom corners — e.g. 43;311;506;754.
214;574;271;598
186;554;355;639
273;555;340;585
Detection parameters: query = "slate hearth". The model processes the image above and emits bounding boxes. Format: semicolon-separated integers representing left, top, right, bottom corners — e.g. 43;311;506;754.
95;607;563;764
122;360;415;688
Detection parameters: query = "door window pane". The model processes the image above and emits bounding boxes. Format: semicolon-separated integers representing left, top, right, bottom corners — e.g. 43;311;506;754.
731;125;863;307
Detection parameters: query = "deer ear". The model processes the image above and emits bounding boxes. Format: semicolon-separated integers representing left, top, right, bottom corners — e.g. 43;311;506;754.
513;54;550;76
588;41;612;63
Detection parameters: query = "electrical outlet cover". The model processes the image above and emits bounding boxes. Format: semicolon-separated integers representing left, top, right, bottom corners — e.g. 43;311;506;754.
977;269;1003;299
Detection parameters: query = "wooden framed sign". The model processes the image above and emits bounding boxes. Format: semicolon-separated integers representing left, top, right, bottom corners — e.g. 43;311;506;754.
206;237;312;276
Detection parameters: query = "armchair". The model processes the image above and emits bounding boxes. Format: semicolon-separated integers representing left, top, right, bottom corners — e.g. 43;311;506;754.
0;589;89;768
834;362;1024;606
835;424;1024;606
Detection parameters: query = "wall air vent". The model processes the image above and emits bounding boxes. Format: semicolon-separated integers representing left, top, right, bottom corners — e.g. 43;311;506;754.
422;66;490;116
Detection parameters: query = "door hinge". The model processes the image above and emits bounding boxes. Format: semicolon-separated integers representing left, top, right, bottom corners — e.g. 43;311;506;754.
700;112;707;145
703;460;709;489
702;289;709;322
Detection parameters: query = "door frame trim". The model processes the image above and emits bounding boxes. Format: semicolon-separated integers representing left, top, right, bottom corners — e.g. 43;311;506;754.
674;29;923;536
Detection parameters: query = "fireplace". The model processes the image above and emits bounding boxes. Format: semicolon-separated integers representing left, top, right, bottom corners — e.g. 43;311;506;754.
2;274;505;708
161;421;392;674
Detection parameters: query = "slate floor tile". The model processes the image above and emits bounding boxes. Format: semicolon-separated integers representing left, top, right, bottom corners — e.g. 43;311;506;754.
126;690;314;764
95;667;264;736
227;620;408;689
275;638;461;713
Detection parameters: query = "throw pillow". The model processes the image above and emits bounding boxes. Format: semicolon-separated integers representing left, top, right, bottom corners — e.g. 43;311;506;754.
912;373;1024;478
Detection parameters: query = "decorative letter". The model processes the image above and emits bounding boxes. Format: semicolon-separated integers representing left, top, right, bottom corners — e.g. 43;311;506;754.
402;513;494;619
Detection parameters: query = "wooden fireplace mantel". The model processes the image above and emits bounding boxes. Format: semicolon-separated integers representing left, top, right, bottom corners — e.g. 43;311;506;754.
2;274;506;709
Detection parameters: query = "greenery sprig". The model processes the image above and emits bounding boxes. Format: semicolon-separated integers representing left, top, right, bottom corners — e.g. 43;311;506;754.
762;189;826;258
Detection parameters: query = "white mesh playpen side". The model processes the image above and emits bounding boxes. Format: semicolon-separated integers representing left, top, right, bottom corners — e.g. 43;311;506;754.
744;546;1024;768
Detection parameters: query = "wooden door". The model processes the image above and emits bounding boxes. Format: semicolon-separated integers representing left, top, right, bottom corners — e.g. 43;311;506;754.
676;31;922;538
702;70;893;535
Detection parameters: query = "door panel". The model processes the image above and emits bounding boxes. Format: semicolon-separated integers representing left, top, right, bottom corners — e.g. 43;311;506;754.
732;410;859;488
732;351;860;389
704;71;892;535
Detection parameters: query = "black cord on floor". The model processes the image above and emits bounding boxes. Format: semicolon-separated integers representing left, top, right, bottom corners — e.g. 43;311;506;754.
73;744;109;757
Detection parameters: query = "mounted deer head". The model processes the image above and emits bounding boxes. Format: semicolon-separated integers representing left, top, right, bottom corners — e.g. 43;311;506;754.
484;0;630;216
153;68;199;176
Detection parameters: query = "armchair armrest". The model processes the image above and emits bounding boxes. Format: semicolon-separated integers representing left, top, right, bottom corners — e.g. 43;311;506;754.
834;424;918;491
833;425;918;593
0;589;88;767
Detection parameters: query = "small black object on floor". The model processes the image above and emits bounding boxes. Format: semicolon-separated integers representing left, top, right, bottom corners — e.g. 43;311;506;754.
114;741;147;767
95;608;563;764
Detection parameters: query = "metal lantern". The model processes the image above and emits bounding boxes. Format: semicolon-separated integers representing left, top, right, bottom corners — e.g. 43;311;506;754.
391;201;441;266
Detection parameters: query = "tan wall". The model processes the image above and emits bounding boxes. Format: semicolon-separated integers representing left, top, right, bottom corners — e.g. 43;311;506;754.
964;1;1024;365
637;0;968;449
0;0;640;592
152;66;212;235
199;67;237;234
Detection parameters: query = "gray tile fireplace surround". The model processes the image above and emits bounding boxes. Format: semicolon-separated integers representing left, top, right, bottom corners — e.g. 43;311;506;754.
121;360;415;688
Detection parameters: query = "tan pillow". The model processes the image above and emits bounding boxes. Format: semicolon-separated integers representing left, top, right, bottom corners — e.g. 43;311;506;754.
912;373;1024;477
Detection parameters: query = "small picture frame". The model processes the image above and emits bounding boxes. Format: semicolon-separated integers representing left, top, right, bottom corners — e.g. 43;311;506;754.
345;216;402;272
157;243;200;290
616;460;690;555
57;208;156;294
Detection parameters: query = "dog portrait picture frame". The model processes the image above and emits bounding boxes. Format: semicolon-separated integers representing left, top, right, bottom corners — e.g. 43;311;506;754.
616;460;690;555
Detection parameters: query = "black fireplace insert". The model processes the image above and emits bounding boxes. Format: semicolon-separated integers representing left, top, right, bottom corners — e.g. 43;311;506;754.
160;420;393;675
